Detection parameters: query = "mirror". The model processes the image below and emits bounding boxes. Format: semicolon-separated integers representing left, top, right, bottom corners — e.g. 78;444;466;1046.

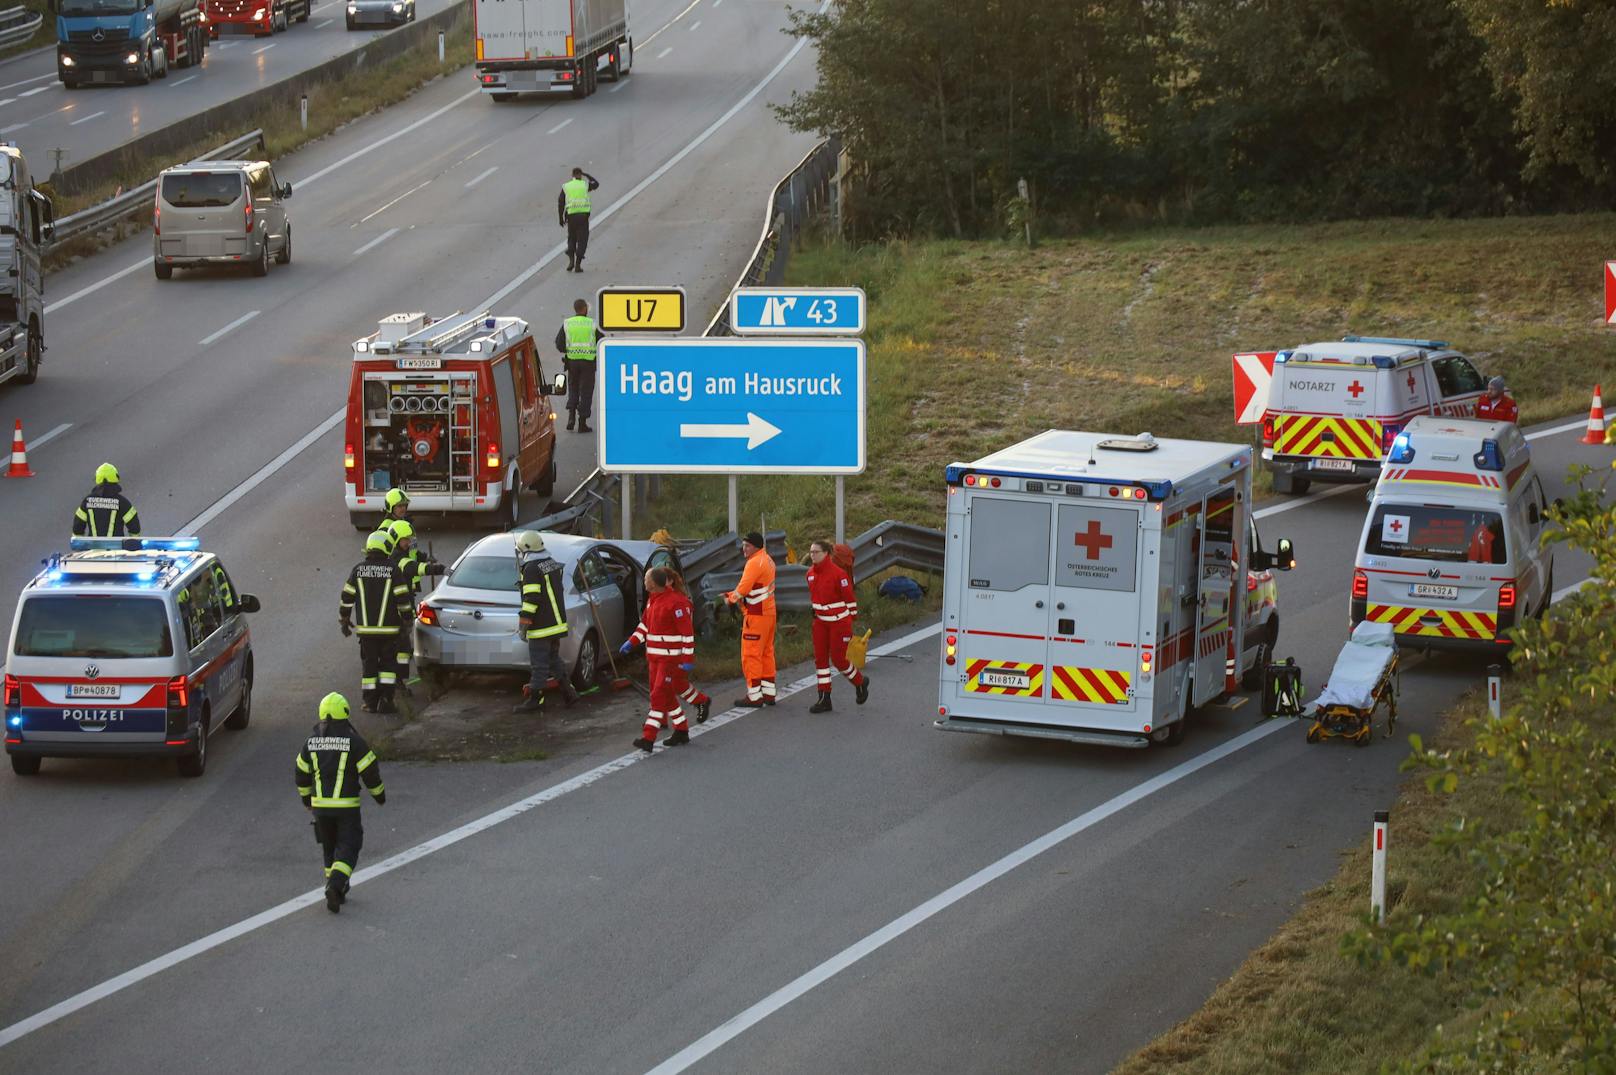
550;372;567;396
238;594;263;614
40;222;53;243
1527;503;1540;526
1276;537;1296;570
280;183;293;199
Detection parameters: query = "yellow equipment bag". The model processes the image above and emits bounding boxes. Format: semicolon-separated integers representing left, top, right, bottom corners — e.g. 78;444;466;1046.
847;628;872;670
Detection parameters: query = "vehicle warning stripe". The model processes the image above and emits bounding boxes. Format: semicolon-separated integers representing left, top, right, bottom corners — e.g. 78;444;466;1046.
1365;603;1498;640
963;659;1045;697
1274;415;1382;460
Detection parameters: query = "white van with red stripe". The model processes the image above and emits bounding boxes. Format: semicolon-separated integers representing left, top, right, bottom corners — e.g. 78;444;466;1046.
1251;336;1487;495
4;539;261;778
937;431;1295;749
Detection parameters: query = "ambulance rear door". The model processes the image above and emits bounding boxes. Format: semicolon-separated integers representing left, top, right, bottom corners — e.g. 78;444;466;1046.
1046;500;1141;725
1193;484;1241;705
954;490;1052;709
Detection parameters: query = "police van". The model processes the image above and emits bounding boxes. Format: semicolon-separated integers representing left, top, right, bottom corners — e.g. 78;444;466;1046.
4;538;261;777
1256;336;1488;494
937;431;1295;749
1351;417;1553;653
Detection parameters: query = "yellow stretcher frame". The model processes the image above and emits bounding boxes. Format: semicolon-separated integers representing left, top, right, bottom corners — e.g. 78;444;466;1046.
1306;651;1400;747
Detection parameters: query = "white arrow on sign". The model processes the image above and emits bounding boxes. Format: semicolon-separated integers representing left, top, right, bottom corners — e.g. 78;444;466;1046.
679;412;783;450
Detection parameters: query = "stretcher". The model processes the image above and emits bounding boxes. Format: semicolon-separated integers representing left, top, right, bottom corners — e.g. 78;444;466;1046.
1305;621;1399;746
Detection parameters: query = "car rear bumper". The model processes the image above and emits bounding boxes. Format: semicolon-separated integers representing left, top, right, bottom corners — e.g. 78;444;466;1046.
1265;451;1381;483
6;728;198;759
933;715;1151;749
154;253;258;266
345;482;505;514
414;624;533;671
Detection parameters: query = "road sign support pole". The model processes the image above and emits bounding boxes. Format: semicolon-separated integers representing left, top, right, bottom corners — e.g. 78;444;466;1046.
727;475;738;535
1370;810;1389;925
835;476;845;544
621;474;633;540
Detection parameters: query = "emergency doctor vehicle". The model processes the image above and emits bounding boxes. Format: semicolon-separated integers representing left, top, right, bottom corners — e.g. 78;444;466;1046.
1351;416;1553;653
937;431;1295;749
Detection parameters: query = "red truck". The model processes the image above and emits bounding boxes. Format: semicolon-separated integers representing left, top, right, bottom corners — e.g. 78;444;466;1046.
204;0;309;38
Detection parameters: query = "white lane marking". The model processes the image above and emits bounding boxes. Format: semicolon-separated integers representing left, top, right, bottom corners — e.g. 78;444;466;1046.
463;166;497;189
644;715;1291;1075
0;123;25;134
197;310;261;347
253;42;276;54
0;98;13;107
688;19;700;30
44;260;146;314
351;227;400;256
316;18;333;27
68;110;104;126
298;88;481;188
547;117;573;135
0;72;56;92
171;75;197;87
656;46;673;58
357;178;431;223
215;40;236;49
712;0;722;6
1552;578;1597;602
642;0;702;44
177;410;345;536
1523;417;1590;442
609;80;629;93
0;618;939;1048
17;86;50;98
27;423;72;451
483;0;828;310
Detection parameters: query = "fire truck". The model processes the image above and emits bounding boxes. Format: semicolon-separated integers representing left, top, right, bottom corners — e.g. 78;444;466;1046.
343;311;566;531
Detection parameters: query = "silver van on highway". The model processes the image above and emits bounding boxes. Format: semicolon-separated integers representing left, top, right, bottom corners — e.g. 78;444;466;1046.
153;160;292;280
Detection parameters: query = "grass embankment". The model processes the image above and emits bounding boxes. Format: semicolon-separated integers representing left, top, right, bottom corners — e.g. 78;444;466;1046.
43;12;473;260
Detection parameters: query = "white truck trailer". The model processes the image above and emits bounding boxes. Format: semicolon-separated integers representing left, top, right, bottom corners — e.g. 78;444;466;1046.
473;0;631;101
0;145;51;389
937;431;1295;749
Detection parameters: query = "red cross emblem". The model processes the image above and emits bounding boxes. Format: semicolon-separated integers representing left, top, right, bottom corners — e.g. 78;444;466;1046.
1073;520;1114;560
1407;372;1417;391
1347;380;1365;398
1389;519;1404;533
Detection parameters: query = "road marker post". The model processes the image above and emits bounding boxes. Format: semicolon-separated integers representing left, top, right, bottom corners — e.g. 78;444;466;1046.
299;93;308;131
1487;664;1502;719
438;29;445;63
1371;810;1389;925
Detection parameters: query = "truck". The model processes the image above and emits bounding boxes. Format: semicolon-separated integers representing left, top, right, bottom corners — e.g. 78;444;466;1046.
936;430;1295;750
0;145;52;390
473;0;632;101
52;0;208;88
203;0;309;38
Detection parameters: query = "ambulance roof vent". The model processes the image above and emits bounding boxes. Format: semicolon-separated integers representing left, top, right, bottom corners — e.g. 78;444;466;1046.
1097;433;1159;453
376;312;429;347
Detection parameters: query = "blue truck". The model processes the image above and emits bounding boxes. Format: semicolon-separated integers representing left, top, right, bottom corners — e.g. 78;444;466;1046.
51;0;207;87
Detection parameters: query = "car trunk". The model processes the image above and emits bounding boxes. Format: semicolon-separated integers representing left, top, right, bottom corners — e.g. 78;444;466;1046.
158;172;247;259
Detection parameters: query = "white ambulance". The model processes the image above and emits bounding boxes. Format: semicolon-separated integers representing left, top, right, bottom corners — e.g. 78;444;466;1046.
1351;416;1554;654
937;431;1295;749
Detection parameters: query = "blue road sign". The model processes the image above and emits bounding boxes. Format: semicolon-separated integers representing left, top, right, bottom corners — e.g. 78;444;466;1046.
729;287;866;336
598;338;865;474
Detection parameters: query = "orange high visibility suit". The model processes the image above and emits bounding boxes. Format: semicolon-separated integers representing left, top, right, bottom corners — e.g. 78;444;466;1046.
725;548;777;702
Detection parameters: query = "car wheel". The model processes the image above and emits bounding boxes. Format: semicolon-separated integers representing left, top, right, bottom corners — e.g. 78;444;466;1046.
17;321;41;384
10;754;41;776
346;16;355;29
251;239;269;277
534;457;556;497
498;480;522;531
177;714;209;777
571;630;600;692
276;224;291;265
154;261;173;280
225;668;252;730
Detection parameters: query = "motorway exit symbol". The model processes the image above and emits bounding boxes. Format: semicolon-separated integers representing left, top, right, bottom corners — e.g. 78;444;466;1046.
730;287;866;336
598;338;865;474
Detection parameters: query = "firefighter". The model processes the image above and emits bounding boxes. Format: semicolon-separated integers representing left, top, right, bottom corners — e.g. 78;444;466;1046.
72;463;142;538
383;487;410;522
514;531;577;712
621;566;710;752
805;540;870;713
1475;376;1519;424
294;692;385;914
724;532;777;707
339;532;414;714
384;519;445;698
555;298;603;433
557;165;599;272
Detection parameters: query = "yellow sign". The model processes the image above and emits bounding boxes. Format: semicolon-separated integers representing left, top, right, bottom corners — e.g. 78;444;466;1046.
597;287;686;333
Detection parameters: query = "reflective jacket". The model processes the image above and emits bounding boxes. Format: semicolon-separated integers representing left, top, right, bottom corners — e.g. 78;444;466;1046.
72;481;141;538
628;590;695;660
558;174;598;219
519;554;569;640
726;549;776;617
394;546;426;595
807;559;857;623
295;720;384;811
1475;394;1519;424
555;316;602;362
340;551;412;635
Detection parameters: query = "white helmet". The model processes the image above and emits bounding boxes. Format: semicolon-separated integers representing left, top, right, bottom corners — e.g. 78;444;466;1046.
514;531;547;555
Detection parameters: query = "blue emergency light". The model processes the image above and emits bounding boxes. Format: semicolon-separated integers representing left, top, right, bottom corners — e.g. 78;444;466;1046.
1342;335;1449;350
1473;440;1505;472
67;537;201;553
1388;433;1415;464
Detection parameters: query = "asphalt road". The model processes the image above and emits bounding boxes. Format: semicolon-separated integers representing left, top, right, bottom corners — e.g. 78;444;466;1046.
0;0;466;169
0;0;1613;1067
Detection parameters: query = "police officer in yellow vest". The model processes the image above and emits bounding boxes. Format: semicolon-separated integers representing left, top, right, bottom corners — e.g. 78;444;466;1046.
555;298;604;433
557;166;600;272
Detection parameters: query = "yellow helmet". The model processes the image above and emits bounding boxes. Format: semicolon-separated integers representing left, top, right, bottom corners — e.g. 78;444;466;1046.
318;692;350;721
94;462;120;485
366;530;395;555
386;519;415;542
384;488;410;512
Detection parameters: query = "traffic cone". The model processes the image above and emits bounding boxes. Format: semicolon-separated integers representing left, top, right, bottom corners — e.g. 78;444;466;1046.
1582;385;1608;445
4;419;34;478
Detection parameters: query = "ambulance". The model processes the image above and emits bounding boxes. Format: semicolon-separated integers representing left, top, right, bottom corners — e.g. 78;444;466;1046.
937;431;1295;749
343;311;568;531
1351;416;1554;653
1255;336;1488;494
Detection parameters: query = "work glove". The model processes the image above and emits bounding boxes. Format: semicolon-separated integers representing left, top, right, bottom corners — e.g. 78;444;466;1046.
339;620;353;638
424;562;447;577
619;640;635;655
678;662;694;673
373;791;386;806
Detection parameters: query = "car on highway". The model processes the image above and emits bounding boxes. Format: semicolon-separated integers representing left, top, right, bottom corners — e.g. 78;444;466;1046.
205;0;312;37
153;160;293;280
346;0;414;29
414;532;682;690
4;538;262;778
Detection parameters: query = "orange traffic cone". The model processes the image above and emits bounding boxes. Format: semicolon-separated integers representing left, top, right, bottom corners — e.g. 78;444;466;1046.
4;419;34;478
1582;385;1608;445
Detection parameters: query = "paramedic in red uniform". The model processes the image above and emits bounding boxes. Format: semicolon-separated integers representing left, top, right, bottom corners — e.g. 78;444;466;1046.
724;532;777;707
1475;376;1519;424
805;540;870;713
622;567;710;751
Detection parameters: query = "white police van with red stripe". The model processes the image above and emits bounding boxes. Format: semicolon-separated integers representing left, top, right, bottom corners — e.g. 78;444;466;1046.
4;538;261;778
937;431;1295;749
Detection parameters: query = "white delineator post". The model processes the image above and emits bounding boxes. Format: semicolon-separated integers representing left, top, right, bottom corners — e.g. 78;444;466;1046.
1487;664;1502;719
1371;810;1389;925
438;30;445;63
299;94;308;131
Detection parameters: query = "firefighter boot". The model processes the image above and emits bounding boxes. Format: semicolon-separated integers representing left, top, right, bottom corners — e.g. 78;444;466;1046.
664;728;691;747
809;692;833;713
694;698;711;723
632;736;654;753
377;693;398;715
512;687;545;713
325;881;342;914
856;675;870;706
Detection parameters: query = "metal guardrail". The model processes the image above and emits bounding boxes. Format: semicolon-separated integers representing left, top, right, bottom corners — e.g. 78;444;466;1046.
699;521;943;613
0;5;42;50
48;128;268;249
